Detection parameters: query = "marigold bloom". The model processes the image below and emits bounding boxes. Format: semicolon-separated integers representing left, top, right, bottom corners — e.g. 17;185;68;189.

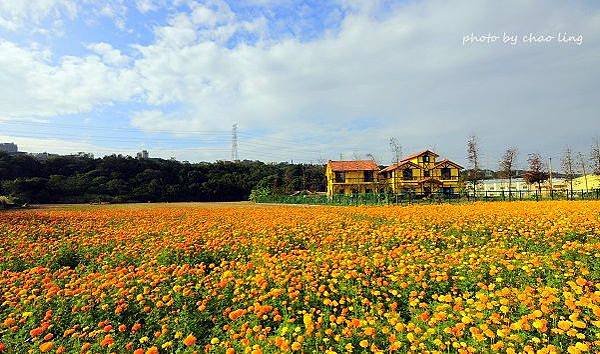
183;334;197;347
39;342;53;353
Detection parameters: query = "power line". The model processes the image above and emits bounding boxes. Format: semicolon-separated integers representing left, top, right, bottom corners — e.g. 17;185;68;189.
0;120;337;162
231;124;239;161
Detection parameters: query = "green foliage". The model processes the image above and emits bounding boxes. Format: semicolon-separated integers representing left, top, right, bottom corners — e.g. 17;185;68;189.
248;187;271;202
0;152;326;203
51;245;86;270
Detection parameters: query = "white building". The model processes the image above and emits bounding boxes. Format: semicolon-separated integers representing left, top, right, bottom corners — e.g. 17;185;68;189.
473;177;567;196
0;142;18;154
136;150;149;159
477;178;531;193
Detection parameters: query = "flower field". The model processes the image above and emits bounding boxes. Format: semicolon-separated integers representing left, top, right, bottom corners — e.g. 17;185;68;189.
1;202;600;353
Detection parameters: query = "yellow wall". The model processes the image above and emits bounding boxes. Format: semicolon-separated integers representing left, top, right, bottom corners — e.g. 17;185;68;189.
326;166;379;197
383;152;461;194
326;152;463;196
571;175;600;190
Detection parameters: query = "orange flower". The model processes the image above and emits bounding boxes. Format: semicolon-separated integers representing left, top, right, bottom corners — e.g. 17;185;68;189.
228;309;245;321
100;334;114;347
145;347;159;354
39;342;53;353
30;327;44;337
183;334;197;347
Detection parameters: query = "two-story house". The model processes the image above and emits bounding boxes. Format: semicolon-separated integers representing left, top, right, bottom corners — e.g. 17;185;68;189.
326;160;380;197
379;150;462;195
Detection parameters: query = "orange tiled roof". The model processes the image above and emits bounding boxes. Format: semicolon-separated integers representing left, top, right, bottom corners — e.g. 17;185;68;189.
328;160;379;171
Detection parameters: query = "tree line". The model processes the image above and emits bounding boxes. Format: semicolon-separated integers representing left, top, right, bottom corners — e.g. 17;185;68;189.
465;135;600;194
0;153;326;204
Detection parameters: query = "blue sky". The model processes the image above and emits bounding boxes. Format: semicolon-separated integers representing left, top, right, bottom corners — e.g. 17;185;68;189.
0;0;599;167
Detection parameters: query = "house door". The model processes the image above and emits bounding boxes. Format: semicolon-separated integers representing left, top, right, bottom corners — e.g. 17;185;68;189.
423;186;432;196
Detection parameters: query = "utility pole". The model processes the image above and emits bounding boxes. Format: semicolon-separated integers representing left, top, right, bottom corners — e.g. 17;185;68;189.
231;124;239;162
548;157;553;190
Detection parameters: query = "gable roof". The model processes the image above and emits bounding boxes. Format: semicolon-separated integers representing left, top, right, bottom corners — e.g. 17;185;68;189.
433;159;464;170
433;159;464;169
380;160;421;173
328;160;379;171
400;149;439;162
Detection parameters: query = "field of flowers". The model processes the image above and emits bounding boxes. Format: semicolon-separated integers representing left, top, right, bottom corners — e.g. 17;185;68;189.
1;201;600;353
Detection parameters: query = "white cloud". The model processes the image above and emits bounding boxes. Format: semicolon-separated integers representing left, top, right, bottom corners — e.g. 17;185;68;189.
128;0;600;164
0;40;141;119
0;0;131;33
135;0;160;13
86;42;130;66
0;0;76;31
1;0;599;165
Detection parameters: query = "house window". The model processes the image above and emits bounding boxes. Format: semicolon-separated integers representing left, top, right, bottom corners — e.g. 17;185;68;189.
424;170;430;177
402;168;412;180
441;167;451;180
423;155;430;162
334;171;345;183
364;170;374;182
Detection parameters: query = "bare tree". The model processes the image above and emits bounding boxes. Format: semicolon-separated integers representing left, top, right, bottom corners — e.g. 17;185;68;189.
578;152;589;191
524;153;549;194
591;136;600;175
366;153;377;163
389;137;402;165
561;146;576;197
466;135;481;195
499;147;518;198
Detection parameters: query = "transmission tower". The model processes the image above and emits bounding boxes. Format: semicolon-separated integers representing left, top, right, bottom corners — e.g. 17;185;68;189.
231;123;239;161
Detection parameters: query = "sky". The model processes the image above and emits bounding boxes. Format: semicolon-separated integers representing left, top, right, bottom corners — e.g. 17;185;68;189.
0;0;599;168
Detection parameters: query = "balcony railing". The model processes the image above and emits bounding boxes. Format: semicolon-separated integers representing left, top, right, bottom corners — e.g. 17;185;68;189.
439;175;459;181
332;177;378;184
334;176;459;183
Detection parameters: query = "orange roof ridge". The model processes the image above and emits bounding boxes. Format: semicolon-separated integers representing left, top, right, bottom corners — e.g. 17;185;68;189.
328;160;379;171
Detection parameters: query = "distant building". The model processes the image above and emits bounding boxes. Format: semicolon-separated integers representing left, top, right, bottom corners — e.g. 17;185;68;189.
475;177;569;196
136;150;149;159
477;178;531;193
0;142;18;154
571;175;600;191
